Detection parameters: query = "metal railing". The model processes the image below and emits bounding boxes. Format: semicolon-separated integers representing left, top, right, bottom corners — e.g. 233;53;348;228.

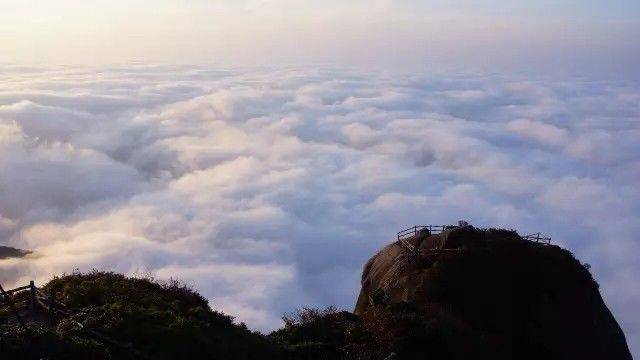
522;232;552;245
397;225;447;241
397;224;552;246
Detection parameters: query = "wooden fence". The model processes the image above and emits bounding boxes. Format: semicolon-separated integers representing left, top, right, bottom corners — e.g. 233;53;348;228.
0;281;151;359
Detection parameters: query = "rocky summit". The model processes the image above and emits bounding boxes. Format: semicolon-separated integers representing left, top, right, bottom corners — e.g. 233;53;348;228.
355;224;632;360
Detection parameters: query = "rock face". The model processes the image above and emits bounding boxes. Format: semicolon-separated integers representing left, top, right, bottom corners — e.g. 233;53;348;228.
355;226;632;360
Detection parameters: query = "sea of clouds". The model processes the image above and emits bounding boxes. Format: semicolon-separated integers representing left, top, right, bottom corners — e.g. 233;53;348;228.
0;64;638;354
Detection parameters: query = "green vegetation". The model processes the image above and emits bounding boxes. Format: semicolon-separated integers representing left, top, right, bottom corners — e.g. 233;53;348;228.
0;323;110;359
271;303;495;360
1;271;279;360
271;307;359;358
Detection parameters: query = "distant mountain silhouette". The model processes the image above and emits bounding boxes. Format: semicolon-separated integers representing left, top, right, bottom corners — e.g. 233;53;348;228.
0;246;30;259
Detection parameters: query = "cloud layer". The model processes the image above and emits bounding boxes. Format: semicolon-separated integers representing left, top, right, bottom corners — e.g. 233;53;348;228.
0;65;638;355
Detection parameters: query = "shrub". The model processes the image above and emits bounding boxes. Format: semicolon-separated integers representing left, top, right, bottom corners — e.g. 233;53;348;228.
3;271;281;360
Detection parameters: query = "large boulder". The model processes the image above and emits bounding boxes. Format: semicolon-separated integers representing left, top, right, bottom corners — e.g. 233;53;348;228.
355;226;632;360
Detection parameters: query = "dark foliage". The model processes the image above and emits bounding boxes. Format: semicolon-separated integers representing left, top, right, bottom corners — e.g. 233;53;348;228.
270;304;495;360
270;307;359;359
2;271;280;360
0;323;110;360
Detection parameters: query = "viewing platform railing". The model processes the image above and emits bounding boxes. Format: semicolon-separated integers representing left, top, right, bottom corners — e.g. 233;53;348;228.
397;225;447;241
397;225;552;246
522;232;552;245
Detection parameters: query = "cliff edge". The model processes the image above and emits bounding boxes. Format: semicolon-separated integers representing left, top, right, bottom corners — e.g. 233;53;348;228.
355;225;632;359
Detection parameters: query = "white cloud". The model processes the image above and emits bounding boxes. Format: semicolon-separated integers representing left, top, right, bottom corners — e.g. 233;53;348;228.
0;66;638;355
506;118;568;147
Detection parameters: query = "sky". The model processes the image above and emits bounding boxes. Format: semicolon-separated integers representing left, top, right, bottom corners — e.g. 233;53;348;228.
0;0;639;357
1;0;639;77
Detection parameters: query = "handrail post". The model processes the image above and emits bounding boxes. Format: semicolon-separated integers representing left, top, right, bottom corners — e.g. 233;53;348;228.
0;283;27;330
29;281;36;311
